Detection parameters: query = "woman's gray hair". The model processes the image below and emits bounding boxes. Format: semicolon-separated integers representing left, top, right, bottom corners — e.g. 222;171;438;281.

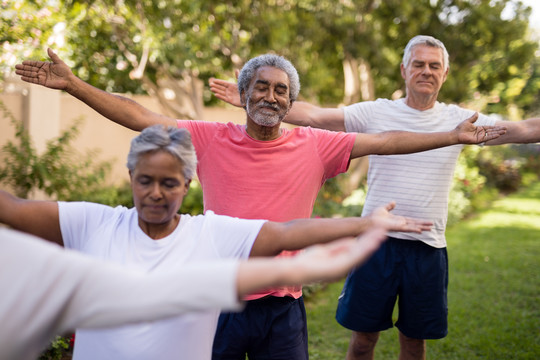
402;35;449;71
237;54;300;102
126;125;197;180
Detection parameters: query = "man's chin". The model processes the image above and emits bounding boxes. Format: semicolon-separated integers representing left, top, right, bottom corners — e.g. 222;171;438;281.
253;117;281;127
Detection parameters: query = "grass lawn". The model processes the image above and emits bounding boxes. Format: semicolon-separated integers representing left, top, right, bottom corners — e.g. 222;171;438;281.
306;182;540;359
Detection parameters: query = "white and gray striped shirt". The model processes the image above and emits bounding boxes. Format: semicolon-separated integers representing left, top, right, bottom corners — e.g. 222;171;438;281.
344;98;495;248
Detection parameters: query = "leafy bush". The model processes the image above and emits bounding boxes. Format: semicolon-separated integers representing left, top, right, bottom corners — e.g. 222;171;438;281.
447;146;488;225
313;175;366;218
180;180;204;215
0;100;115;202
313;143;538;227
38;335;72;360
477;146;523;193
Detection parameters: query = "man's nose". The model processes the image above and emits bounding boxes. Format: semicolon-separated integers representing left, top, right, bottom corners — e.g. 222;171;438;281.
421;65;432;75
264;89;277;103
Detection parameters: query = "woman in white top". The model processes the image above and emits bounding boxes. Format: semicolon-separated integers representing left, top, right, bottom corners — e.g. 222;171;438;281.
0;125;431;360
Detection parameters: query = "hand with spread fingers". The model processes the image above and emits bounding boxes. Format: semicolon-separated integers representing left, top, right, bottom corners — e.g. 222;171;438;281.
209;71;242;108
369;202;433;234
454;113;507;144
15;48;73;91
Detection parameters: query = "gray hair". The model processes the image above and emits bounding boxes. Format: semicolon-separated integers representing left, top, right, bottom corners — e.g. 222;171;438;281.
126;125;197;180
237;54;301;102
402;35;449;71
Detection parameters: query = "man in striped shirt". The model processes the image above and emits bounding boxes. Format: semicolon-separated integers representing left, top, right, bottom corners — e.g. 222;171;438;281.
209;35;540;360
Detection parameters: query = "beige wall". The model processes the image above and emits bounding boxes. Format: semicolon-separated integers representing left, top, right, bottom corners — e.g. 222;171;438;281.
0;78;254;187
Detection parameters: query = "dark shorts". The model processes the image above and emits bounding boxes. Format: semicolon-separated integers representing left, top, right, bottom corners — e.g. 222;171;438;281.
335;237;448;340
212;296;308;360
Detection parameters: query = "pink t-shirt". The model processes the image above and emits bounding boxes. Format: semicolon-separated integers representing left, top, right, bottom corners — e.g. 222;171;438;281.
178;120;356;298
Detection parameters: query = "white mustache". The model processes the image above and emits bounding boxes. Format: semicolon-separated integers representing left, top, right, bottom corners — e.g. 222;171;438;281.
257;102;279;111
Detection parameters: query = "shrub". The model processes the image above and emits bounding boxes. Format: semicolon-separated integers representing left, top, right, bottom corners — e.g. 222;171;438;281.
0;100;115;202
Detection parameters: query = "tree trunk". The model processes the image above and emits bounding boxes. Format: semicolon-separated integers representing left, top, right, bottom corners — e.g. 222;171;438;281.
341;54;376;196
141;71;204;120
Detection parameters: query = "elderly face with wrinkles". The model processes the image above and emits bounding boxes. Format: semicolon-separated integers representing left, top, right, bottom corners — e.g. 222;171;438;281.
242;66;292;128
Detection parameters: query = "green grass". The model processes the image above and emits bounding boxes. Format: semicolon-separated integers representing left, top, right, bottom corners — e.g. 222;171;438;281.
306;182;540;359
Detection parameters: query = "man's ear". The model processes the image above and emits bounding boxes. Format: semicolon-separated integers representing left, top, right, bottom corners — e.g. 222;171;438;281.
240;90;247;108
184;179;191;195
442;67;449;83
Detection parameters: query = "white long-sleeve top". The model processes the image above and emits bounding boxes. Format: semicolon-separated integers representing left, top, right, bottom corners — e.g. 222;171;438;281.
0;228;242;360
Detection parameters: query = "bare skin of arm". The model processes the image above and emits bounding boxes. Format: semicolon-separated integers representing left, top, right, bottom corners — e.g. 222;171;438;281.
209;77;507;156
237;227;387;295
0;191;63;245
249;202;432;257
485;118;540;145
349;113;506;158
15;48;175;131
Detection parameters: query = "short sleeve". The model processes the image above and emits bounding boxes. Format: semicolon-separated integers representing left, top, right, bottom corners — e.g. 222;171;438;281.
343;102;374;133
58;202;118;250
204;212;266;260
312;128;356;179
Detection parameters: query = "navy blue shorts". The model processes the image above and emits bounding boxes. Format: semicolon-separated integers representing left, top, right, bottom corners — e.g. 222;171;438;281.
212;296;308;360
335;237;448;339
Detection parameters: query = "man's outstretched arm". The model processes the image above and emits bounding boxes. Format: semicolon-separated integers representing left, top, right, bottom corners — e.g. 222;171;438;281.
485;117;540;145
15;48;175;131
349;113;507;159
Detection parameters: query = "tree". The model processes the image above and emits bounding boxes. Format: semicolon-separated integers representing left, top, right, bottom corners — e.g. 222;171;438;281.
3;0;537;197
2;0;537;115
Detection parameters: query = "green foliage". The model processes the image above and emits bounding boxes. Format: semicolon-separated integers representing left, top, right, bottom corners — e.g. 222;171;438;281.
38;335;71;360
313;175;366;218
448;146;488;225
180;180;204;215
2;0;538;116
0;0;67;80
0;100;115;201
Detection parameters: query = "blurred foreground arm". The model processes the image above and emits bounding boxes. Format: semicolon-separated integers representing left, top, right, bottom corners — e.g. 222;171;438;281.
237;226;387;294
1;226;386;360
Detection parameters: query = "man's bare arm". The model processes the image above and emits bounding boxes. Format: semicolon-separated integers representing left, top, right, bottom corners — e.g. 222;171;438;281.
486;117;540;145
15;48;175;131
350;113;507;159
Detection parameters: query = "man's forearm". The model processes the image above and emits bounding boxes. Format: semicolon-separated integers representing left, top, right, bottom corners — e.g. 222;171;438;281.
283;101;346;131
488;118;540;145
378;130;458;155
67;75;173;131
